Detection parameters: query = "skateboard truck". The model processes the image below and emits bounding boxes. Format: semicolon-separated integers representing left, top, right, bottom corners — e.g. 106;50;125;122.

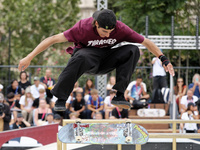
75;119;83;143
124;119;132;143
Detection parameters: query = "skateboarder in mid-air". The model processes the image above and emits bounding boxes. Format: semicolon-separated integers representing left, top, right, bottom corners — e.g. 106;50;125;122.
18;9;174;111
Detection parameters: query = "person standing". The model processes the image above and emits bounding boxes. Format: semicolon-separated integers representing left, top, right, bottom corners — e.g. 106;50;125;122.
40;69;56;98
152;56;168;89
18;9;174;111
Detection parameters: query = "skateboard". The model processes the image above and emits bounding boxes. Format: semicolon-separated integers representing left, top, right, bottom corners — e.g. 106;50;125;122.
58;120;149;145
137;109;166;117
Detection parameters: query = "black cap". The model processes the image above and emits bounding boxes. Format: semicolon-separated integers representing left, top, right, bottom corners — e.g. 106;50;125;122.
92;9;116;30
47;113;54;116
54;114;61;120
17;113;23;118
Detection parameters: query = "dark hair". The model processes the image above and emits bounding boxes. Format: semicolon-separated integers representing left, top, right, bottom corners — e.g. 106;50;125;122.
136;76;143;79
85;79;94;94
186;102;195;111
92;19;96;27
20;71;28;80
11;79;18;84
7;92;15;99
109;90;117;95
174;77;185;95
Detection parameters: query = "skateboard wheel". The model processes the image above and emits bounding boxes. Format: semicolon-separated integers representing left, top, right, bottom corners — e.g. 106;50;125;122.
125;136;132;142
126;119;131;124
76;136;82;142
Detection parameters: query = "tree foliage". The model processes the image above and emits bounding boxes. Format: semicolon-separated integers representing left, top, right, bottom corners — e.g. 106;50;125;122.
0;0;80;65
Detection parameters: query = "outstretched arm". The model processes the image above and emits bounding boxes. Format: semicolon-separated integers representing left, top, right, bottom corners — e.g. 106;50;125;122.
141;38;175;76
18;33;68;71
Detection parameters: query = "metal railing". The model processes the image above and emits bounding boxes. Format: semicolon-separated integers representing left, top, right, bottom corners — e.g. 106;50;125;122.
57;119;200;150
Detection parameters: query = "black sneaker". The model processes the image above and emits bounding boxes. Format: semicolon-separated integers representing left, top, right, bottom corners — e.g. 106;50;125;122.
111;95;131;109
54;99;66;111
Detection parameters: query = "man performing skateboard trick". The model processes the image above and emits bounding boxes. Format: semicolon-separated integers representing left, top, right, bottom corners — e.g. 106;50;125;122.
18;9;174;111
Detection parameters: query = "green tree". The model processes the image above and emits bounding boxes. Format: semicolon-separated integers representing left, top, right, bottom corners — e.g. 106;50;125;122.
0;0;80;66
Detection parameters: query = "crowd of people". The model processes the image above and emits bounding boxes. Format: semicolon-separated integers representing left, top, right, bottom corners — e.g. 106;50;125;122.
0;68;200;133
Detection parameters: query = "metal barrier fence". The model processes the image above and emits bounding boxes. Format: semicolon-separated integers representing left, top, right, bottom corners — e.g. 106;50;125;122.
1;65;200;94
1;65;200;97
58;119;200;150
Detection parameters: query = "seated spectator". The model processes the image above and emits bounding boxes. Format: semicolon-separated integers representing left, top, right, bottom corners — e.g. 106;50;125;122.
12;113;31;129
70;92;86;119
106;76;116;95
94;112;103;119
188;73;200;98
32;89;50;108
7;79;21;101
69;112;79;120
180;89;198;114
72;81;83;97
83;79;94;103
0;93;11;131
34;99;52;126
7;92;21;123
87;89;104;119
30;77;45;99
54;114;62;130
112;107;128;119
18;71;31;95
125;76;149;108
43;113;54;125
40;69;55;99
0;84;3;93
174;78;187;111
19;87;34;124
180;102;199;133
104;90;116;119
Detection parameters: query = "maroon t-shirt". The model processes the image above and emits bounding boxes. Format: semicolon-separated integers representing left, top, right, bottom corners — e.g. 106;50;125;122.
63;17;144;54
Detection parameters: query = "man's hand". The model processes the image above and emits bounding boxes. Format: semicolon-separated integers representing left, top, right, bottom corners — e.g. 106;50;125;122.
18;56;31;71
0;113;5;119
159;55;175;76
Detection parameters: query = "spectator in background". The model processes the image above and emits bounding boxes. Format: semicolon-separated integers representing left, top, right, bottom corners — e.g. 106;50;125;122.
32;88;50;108
87;89;104;119
94;112;103;119
174;77;187;111
7;79;22;101
83;79;94;103
180;102;199;133
180;89;198;114
34;99;52;126
104;90;116;119
112;107;128;119
125;76;149;108
12;113;31;129
40;69;55;99
106;76;116;95
72;81;83;98
19;87;34;124
152;56;167;89
0;93;11;131
30;77;45;99
54;114;62;130
18;71;31;95
188;73;200;98
70;92;86;119
7;92;21;123
43;113;54;125
0;84;3;93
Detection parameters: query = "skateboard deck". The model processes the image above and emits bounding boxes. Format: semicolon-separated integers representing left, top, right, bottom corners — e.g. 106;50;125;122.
137;109;165;117
58;121;149;145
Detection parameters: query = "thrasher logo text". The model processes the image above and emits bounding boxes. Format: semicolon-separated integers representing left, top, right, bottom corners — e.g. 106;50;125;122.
87;39;117;47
